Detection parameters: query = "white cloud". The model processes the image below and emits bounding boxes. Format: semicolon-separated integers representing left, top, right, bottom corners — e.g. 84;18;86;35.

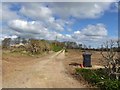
19;3;66;32
47;2;115;19
2;3;19;21
7;19;72;42
1;2;117;47
8;19;65;40
20;3;52;21
3;35;17;40
8;19;48;34
6;18;109;47
0;35;18;43
7;19;108;44
74;31;81;34
82;23;107;36
71;23;108;45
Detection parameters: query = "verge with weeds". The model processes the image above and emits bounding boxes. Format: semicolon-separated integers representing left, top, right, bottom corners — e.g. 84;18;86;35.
75;68;120;90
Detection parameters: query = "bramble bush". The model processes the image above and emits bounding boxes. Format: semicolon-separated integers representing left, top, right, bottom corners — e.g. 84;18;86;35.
51;45;63;52
75;68;120;90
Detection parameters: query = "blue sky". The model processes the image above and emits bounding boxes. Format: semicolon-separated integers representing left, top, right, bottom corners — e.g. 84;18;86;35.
1;1;118;48
72;12;118;36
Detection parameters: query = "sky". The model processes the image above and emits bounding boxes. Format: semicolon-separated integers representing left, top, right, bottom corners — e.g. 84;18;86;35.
0;0;119;48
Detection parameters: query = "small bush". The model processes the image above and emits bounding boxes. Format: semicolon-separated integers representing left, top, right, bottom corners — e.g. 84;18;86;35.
51;45;62;52
75;68;120;90
65;49;68;52
98;80;120;90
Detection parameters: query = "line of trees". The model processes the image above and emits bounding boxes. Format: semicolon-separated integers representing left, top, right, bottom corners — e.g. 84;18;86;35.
2;38;11;49
3;37;119;51
1;37;66;54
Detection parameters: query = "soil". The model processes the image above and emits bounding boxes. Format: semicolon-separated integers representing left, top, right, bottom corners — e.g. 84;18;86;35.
63;49;104;87
2;50;87;88
2;49;104;88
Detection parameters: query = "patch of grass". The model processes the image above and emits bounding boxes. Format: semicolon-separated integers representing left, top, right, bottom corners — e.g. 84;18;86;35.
75;68;120;90
2;49;40;58
51;45;63;52
98;79;120;90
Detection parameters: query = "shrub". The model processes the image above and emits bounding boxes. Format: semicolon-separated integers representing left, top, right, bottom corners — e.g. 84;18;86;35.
51;45;62;52
27;39;51;54
65;49;68;52
98;80;120;90
75;68;120;90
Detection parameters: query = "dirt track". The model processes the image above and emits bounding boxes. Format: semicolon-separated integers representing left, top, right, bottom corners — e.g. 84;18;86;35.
3;50;86;88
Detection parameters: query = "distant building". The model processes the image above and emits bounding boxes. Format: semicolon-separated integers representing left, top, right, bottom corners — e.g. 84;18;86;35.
10;42;25;47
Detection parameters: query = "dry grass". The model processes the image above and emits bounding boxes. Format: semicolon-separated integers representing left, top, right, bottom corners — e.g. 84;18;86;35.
63;49;105;77
62;49;107;87
2;49;106;88
64;49;104;65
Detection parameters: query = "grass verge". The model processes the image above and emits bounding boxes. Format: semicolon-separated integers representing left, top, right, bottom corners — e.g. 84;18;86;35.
75;68;120;90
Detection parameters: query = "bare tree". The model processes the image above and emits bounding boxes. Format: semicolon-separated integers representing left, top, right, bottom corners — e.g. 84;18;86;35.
101;40;120;80
2;38;11;49
14;36;21;44
22;38;27;44
26;39;51;54
27;39;41;54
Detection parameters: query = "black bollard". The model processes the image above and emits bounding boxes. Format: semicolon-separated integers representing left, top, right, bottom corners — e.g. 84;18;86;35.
82;52;92;67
